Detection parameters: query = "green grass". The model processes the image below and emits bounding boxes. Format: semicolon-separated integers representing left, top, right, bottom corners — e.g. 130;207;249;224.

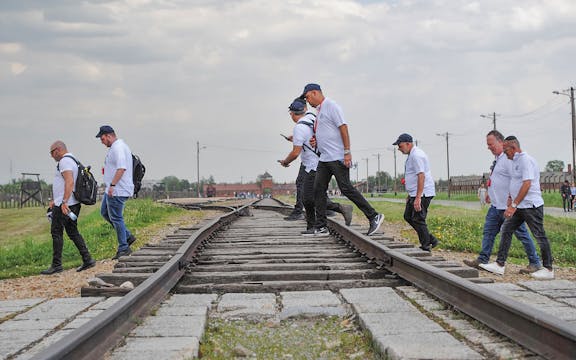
0;199;191;279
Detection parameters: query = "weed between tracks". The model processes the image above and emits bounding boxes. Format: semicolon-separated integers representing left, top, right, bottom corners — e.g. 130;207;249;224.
199;316;376;359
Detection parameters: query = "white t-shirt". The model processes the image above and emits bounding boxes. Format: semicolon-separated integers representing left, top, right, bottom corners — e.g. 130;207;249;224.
404;146;436;197
53;153;79;206
104;139;134;197
509;152;544;208
316;97;348;162
292;113;319;173
487;152;513;210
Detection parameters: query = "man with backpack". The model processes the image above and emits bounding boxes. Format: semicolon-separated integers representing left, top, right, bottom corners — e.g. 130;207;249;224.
278;98;353;234
96;125;136;259
42;141;95;275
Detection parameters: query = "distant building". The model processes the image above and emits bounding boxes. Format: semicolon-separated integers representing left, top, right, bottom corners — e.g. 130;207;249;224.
202;172;296;197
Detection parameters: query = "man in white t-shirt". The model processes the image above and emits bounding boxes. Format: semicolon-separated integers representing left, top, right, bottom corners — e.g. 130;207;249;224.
42;141;95;275
300;83;383;236
96;125;136;260
278;98;353;233
393;133;439;252
479;136;554;280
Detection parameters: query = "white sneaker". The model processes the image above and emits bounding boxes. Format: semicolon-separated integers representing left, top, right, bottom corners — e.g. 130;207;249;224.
531;268;554;280
478;262;505;275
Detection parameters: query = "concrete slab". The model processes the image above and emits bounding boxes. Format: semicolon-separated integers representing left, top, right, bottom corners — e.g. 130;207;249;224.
340;287;417;313
0;330;47;360
477;283;525;291
279;290;346;319
217;293;276;319
108;337;199;360
358;312;445;336
164;294;217;309
0;298;45;313
130;315;206;338
533;305;576;321
91;297;121;310
519;280;576;291
559;298;576;307
496;291;555;306
0;318;64;331
416;299;446;312
538;289;576;299
14;297;100;320
373;331;483;360
14;329;75;360
155;306;207;317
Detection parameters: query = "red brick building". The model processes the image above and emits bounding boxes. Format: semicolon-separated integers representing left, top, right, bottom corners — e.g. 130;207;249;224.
202;172;296;197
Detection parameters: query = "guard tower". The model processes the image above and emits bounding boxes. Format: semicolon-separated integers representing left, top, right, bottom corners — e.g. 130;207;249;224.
20;173;44;207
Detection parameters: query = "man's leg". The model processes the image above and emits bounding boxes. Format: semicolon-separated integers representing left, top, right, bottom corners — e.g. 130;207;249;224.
495;214;524;265
522;207;553;269
49;206;65;269
330;161;378;220
513;221;541;267
476;206;503;264
63;204;92;263
302;170;316;230
313;162;332;229
105;195;130;252
286;164;306;219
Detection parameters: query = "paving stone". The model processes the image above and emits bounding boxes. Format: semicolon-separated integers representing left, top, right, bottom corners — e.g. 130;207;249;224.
0;330;47;360
532;305;576;321
165;294;217;308
14;298;100;320
63;317;93;330
0;298;45;313
373;331;483;360
76;309;105;319
155;306;208;317
91;297;121;310
14;329;74;360
340;287;417;313
130;315;206;338
0;318;64;331
497;291;555;306
415;299;446;311
279;290;346;319
482;341;534;359
217;293;276;319
108;337;199;360
358;312;445;336
519;280;576;291
442;318;477;332
478;283;525;291
559;298;576;307
538;289;576;299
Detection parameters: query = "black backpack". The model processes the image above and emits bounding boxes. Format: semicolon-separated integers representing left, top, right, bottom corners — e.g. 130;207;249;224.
297;113;320;157
132;154;145;198
59;155;98;205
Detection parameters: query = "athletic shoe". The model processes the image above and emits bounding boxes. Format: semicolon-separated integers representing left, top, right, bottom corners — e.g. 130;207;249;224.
531;268;554;280
478;262;505;275
519;264;542;274
463;259;482;269
40;266;63;275
301;227;330;237
112;248;132;260
284;213;304;221
367;214;384;235
341;204;353;226
127;234;137;246
76;259;96;272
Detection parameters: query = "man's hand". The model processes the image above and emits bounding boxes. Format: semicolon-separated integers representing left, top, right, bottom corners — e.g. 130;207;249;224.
414;197;422;212
310;136;316;148
343;153;352;168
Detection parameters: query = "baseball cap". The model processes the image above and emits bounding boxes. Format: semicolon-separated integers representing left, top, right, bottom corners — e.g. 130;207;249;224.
288;98;306;113
392;133;413;145
95;125;115;138
300;83;321;98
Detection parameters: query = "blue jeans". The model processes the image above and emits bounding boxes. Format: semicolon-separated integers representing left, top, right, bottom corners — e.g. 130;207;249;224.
101;195;132;252
497;206;552;269
478;205;540;266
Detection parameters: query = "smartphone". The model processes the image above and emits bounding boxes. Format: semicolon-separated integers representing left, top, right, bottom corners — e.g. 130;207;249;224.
280;134;290;140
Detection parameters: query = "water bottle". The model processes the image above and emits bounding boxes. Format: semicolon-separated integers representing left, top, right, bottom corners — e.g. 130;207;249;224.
46;209;53;223
67;211;78;221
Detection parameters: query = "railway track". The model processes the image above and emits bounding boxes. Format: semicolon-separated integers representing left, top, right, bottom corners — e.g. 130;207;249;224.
31;198;576;359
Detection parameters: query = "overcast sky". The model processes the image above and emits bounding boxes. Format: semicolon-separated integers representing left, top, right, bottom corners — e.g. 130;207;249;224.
1;0;575;187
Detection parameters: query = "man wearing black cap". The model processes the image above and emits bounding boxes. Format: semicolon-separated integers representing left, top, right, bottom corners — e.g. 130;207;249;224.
96;125;136;259
300;83;383;236
393;133;439;251
278;98;353;233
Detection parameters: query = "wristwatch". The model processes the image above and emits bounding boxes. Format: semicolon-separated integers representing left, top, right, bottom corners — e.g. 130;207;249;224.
343;149;351;155
511;202;517;208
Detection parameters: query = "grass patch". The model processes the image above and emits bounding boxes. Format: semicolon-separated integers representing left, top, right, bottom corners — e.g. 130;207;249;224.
0;199;192;279
200;317;375;359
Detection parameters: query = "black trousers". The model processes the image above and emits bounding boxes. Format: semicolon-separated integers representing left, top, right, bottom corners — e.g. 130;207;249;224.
404;196;437;248
302;169;343;229
50;204;92;267
291;164;306;214
314;160;377;228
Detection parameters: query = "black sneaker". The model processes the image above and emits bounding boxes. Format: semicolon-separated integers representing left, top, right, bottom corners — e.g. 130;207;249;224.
127;234;137;246
41;266;63;275
76;259;96;272
367;214;384;235
284;213;304;221
340;204;353;226
301;227;330;237
112;248;132;260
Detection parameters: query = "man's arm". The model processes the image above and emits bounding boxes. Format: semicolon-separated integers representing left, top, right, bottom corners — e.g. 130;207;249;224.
61;170;74;214
339;124;352;167
108;168;126;196
414;172;425;211
279;146;302;167
504;180;531;218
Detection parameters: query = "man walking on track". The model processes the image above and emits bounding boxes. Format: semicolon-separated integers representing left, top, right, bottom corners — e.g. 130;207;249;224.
299;83;383;236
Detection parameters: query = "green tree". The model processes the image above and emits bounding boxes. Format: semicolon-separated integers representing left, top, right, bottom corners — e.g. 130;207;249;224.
545;160;565;172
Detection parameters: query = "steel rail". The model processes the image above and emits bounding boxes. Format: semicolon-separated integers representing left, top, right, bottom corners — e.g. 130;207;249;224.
32;203;253;360
328;219;576;360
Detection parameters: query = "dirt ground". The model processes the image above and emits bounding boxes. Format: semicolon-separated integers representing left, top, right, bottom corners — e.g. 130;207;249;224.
1;216;574;301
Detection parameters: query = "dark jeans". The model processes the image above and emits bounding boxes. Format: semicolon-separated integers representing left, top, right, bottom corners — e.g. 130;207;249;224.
497;206;553;269
404;196;437;248
290;164;306;215
50;203;91;267
562;195;571;211
313;160;377;228
101;195;133;252
478;206;540;266
303;170;343;229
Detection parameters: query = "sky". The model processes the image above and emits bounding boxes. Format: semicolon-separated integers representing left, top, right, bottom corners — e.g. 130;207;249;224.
1;0;576;187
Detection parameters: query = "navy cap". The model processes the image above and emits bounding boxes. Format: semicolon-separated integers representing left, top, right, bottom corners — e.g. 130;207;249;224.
95;125;115;138
300;83;321;98
288;98;306;113
392;133;413;145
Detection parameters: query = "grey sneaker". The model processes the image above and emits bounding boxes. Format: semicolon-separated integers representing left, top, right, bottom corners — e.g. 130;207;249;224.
463;259;482;269
284;213;304;221
340;204;353;226
367;214;384;235
519;264;542;274
301;227;330;237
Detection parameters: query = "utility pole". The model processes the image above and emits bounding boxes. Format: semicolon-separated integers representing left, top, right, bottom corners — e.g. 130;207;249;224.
362;158;369;193
196;141;206;198
553;87;576;182
387;147;398;195
373;153;381;193
480;112;499;130
436;132;452;198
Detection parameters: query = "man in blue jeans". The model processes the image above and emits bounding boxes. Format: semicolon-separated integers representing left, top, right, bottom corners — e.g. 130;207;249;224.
96;125;136;260
463;130;540;273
